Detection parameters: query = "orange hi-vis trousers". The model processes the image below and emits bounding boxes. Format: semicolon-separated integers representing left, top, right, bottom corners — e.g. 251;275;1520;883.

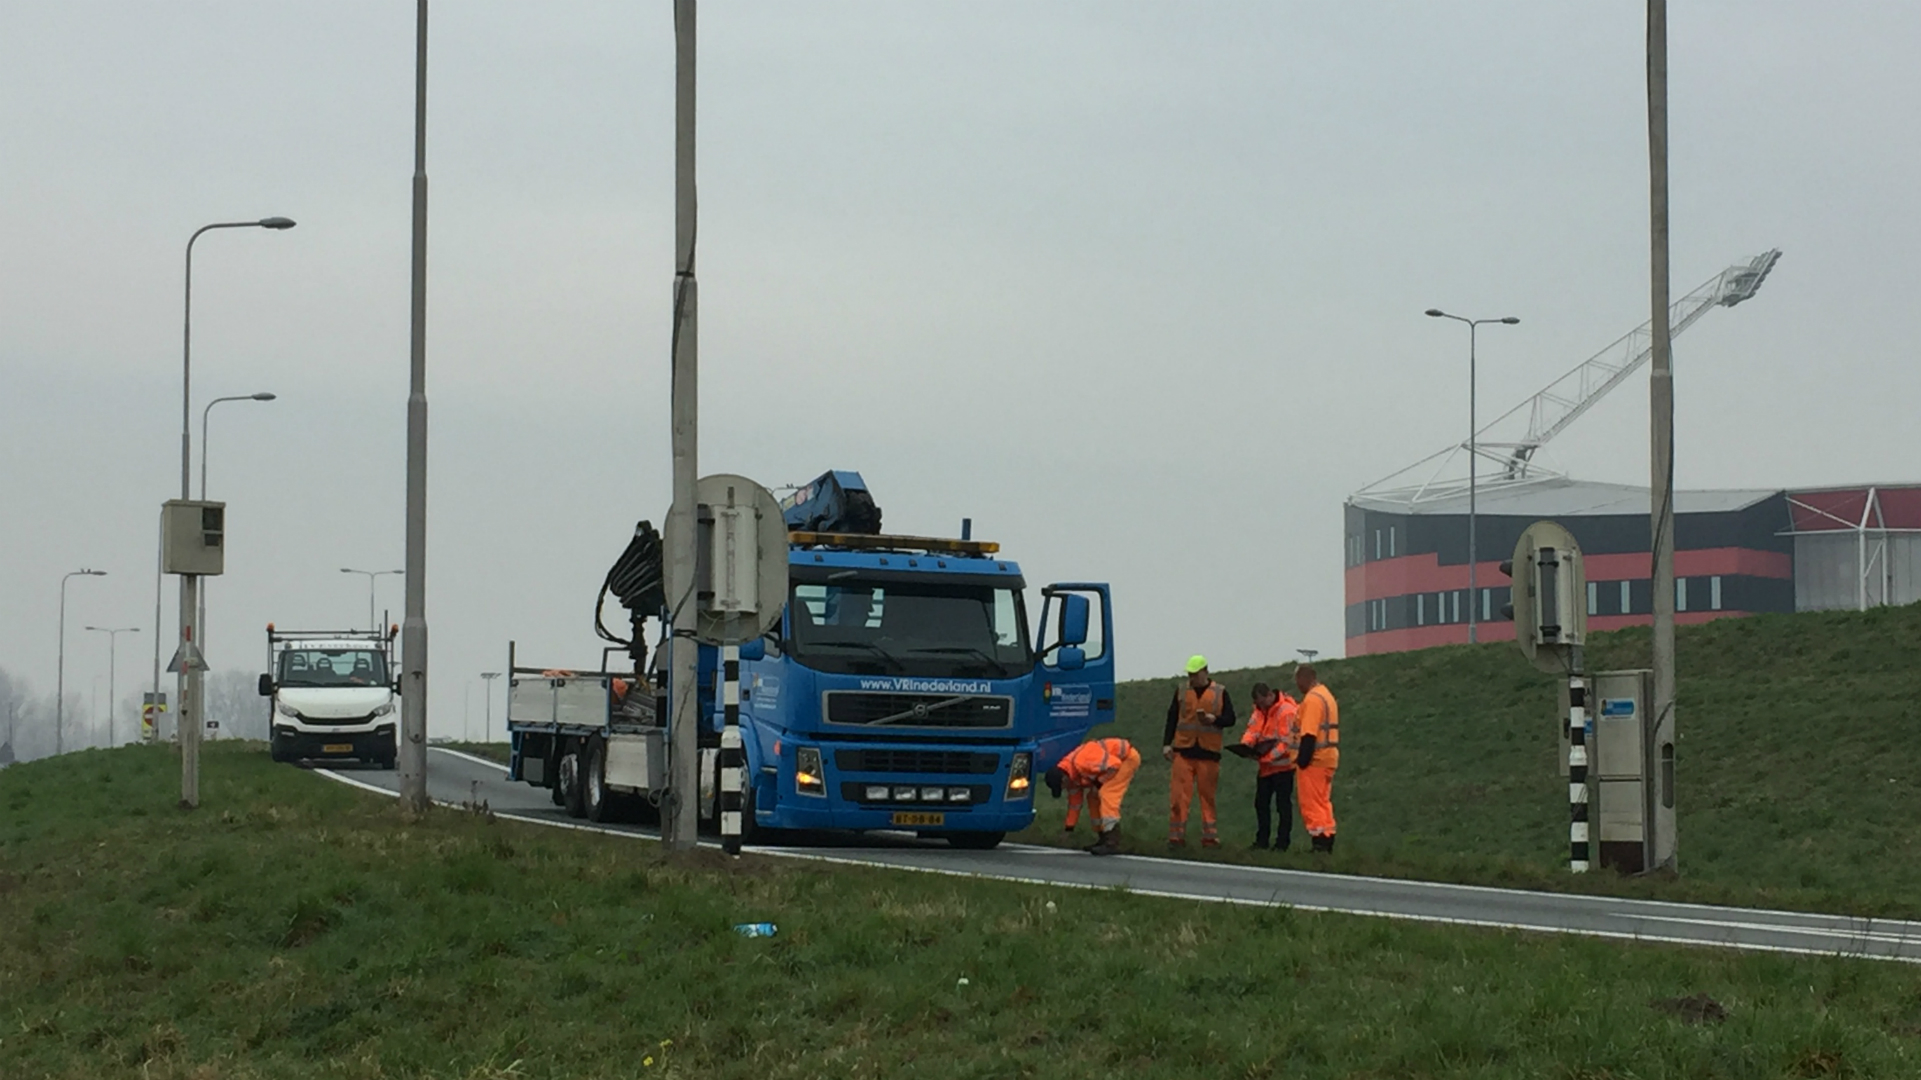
1168;755;1220;843
1298;762;1336;838
1064;746;1141;832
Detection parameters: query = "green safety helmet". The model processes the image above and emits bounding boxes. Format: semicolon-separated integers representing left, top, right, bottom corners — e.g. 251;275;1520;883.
1185;655;1208;675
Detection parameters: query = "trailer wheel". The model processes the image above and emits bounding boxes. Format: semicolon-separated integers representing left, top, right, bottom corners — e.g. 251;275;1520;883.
945;831;1005;850
559;747;586;818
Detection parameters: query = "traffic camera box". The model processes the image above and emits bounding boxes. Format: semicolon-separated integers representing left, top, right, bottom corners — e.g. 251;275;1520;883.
162;499;225;575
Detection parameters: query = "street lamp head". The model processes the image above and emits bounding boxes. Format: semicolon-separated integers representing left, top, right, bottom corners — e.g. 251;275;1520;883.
257;217;297;230
251;392;278;401
84;569;106;577
1500;316;1521;325
1425;309;1446;318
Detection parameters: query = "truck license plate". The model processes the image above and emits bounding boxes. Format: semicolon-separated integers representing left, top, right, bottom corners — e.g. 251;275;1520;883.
322;743;354;754
892;812;945;827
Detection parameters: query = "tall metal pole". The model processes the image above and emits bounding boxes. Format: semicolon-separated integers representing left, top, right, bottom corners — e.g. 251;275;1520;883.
57;570;104;755
197;393;276;685
1646;0;1678;870
86;627;138;747
1468;320;1478;643
398;0;432;813
481;671;501;743
665;0;701;850
151;510;164;742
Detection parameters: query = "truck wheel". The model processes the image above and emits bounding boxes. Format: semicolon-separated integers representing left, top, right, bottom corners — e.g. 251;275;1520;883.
946;831;1006;850
560;749;586;818
584;740;617;823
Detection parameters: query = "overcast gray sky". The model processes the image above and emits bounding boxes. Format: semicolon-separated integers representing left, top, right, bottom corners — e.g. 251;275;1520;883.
5;2;1917;742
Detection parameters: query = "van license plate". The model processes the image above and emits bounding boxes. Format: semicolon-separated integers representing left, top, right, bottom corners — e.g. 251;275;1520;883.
322;743;354;754
892;812;944;827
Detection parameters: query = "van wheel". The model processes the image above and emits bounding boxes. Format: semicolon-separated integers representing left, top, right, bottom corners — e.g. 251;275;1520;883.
946;831;1006;850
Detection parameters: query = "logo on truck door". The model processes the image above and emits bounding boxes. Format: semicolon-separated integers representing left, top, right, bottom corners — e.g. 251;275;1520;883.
1043;683;1093;719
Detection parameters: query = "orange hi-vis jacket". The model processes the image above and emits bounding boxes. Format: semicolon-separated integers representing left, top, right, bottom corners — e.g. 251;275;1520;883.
1297;684;1339;771
1241;694;1299;776
1060;738;1137;829
1171;682;1228;754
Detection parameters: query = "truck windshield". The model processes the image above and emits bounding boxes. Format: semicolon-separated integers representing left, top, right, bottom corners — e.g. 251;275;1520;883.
788;579;1033;678
277;649;390;688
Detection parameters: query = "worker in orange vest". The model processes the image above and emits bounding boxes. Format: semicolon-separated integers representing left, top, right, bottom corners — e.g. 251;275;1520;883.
1293;664;1340;853
1045;737;1141;856
1235;681;1299;850
1163;655;1236;848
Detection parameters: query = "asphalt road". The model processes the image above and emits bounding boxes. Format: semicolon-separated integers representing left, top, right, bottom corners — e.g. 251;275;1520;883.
318;748;1921;964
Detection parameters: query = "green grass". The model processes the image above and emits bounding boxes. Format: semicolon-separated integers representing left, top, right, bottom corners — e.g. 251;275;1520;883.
1015;603;1921;918
439;742;510;765
3;742;1920;1079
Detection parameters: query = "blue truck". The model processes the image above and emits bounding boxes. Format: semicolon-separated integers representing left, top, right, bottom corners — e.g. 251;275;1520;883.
503;471;1114;848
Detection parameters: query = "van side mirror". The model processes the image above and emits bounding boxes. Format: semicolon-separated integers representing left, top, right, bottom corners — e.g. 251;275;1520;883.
1059;594;1090;647
257;673;273;697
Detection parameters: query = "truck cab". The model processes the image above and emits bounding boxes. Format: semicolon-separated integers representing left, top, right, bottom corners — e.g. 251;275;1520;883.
259;625;400;768
506;471;1115;848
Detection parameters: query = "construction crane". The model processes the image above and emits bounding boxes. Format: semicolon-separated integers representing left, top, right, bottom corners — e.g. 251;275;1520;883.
1359;249;1781;505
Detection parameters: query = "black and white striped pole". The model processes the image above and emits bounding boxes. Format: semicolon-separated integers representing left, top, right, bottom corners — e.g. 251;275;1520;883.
1567;673;1590;873
720;643;744;854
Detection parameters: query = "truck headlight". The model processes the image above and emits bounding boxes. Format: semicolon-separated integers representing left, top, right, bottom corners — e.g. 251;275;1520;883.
1005;752;1033;800
795;746;825;797
371;703;395;718
275;702;302;719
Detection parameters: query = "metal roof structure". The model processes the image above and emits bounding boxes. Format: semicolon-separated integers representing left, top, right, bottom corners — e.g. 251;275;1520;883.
1348;478;1780;518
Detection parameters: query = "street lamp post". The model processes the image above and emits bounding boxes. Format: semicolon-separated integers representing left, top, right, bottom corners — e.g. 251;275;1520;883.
57;569;107;755
84;626;140;748
196;392;278;700
179;216;296;809
1424;309;1520;644
340;569;403;632
480;671;502;743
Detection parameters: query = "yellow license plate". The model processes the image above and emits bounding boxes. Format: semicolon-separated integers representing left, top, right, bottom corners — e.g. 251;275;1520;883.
322;743;354;754
892;812;945;827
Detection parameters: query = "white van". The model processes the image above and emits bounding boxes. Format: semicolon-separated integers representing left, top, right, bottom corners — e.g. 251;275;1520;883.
259;625;399;767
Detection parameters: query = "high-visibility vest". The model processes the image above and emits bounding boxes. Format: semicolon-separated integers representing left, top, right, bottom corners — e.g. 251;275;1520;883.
1299;684;1339;769
1173;682;1226;753
1242;695;1299;774
1062;737;1133;786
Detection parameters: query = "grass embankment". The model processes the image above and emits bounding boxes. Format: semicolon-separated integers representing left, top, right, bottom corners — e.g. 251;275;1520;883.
3;743;1920;1079
1015;603;1921;917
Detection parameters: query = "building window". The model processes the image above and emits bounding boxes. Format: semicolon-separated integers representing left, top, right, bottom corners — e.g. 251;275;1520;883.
1374;530;1382;560
1451;590;1461;624
1619;580;1631;615
1677;577;1689;612
1711;575;1723;611
1388;527;1397;558
1417;594;1425;626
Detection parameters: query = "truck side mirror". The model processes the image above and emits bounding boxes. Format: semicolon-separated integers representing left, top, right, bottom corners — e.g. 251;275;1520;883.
257;673;273;697
737;637;767;662
1055;645;1086;672
1059;594;1090;647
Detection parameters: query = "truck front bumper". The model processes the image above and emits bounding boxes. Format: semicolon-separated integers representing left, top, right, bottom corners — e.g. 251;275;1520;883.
272;724;396;761
766;802;1036;834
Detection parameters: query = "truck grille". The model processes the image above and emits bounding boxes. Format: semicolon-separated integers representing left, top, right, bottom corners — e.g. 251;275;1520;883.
299;713;380;727
834;749;1000;775
823;692;1012;729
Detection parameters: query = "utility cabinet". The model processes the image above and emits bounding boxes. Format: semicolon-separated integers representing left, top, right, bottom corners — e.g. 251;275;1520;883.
1561;669;1676;873
162;499;226;575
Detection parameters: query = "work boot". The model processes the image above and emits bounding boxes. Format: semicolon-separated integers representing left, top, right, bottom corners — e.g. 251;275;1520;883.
1087;829;1122;856
1201;838;1221;850
1310;834;1334;854
1250;839;1270;850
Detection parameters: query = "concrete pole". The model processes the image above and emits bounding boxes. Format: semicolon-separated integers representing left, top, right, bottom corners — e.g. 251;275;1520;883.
398;0;432;813
665;0;701;850
1646;0;1677;869
481;671;501;743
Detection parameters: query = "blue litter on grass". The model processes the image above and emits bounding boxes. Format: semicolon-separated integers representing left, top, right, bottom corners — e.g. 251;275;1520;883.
735;922;777;938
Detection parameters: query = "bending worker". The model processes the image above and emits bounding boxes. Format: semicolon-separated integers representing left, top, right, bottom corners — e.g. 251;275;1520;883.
1238;681;1300;851
1293;664;1341;853
1046;737;1141;856
1164;655;1236;848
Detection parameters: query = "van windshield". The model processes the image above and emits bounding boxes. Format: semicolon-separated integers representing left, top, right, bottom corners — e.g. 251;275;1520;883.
787;577;1032;678
278;649;389;688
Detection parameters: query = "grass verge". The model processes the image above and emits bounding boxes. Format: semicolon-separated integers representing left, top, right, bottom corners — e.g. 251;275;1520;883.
3;741;1921;1079
1014;603;1921;918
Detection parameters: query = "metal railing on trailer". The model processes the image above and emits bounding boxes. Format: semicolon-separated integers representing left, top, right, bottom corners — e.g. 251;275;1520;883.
504;640;661;787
